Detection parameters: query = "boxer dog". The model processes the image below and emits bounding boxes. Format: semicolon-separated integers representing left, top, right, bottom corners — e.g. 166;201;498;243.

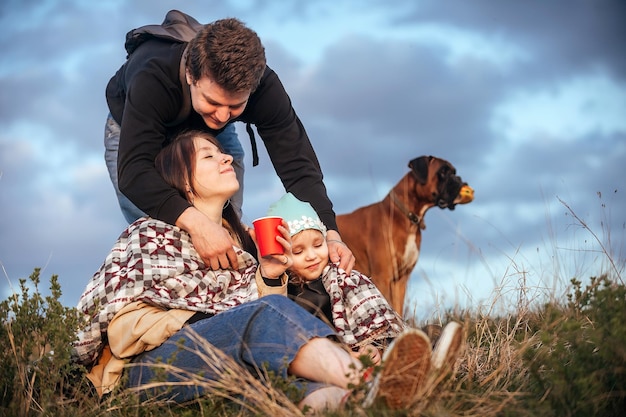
336;156;473;316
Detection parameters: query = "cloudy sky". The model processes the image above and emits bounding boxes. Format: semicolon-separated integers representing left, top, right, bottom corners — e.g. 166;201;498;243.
1;0;624;320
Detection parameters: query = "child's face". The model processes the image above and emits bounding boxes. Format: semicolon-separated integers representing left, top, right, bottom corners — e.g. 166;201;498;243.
290;229;329;281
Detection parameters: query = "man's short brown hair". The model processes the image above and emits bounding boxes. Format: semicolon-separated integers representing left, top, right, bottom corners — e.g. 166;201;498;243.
186;18;266;93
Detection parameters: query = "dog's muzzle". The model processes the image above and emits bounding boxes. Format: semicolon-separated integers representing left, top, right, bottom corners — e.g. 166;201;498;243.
436;174;466;209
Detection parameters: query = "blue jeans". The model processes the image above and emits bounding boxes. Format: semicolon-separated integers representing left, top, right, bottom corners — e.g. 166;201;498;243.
126;295;335;403
104;114;245;223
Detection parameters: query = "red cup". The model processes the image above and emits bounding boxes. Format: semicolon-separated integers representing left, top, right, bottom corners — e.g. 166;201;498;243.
252;216;284;256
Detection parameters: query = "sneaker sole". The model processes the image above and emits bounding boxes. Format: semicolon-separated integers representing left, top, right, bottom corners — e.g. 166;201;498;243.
365;328;432;409
431;321;462;371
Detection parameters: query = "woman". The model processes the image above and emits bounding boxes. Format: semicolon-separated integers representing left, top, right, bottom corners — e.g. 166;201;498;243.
73;130;433;411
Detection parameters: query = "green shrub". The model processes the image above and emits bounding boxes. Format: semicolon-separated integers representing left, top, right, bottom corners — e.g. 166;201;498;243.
523;275;626;417
2;268;625;417
0;268;86;416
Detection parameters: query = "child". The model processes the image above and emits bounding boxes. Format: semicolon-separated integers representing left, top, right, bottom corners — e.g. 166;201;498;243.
267;193;408;364
267;193;463;374
268;193;464;407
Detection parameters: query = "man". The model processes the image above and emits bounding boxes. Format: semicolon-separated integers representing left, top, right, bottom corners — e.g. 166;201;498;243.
104;14;354;272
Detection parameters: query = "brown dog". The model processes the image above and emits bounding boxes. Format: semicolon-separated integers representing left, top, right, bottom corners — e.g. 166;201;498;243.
336;156;473;316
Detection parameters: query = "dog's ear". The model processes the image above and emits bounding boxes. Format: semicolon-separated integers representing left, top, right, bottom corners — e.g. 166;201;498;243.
408;156;431;185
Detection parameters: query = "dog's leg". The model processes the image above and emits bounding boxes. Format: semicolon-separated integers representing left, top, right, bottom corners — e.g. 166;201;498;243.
389;277;408;317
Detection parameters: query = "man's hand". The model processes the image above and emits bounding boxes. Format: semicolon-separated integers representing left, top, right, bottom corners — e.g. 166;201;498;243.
176;206;238;270
326;229;355;274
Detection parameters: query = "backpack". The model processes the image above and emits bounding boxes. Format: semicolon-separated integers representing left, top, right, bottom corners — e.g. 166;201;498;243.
122;10;261;166
124;9;203;57
123;10;199;129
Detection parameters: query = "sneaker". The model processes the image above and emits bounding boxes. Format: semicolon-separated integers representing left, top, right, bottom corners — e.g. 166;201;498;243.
431;322;463;372
363;328;432;409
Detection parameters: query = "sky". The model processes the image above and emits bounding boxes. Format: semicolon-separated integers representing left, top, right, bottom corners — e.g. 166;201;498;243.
1;0;625;321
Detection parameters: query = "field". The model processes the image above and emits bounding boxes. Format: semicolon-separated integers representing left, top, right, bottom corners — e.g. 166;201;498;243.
1;203;624;417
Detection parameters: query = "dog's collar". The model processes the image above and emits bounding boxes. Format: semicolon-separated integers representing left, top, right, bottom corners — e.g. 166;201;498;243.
389;191;421;226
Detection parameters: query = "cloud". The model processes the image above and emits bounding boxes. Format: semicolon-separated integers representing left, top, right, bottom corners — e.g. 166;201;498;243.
398;0;626;78
492;72;626;142
0;0;624;319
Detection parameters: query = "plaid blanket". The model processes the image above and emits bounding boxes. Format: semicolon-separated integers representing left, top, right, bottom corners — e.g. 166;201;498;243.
73;218;258;365
321;264;406;347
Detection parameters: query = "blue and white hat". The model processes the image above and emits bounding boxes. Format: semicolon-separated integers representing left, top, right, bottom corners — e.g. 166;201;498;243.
266;193;327;237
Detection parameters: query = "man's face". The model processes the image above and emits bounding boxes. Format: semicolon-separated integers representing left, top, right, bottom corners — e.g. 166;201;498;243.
187;74;250;130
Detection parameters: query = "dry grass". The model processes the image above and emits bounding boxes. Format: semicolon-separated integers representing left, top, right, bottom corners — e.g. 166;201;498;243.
123;330;304;417
2;269;624;417
2;195;624;416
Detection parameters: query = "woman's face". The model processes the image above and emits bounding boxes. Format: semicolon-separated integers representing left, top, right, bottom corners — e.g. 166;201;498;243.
190;137;239;201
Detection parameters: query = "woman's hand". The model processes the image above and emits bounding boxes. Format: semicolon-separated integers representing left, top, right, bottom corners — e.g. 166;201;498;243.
249;219;293;279
351;344;382;365
326;230;355;274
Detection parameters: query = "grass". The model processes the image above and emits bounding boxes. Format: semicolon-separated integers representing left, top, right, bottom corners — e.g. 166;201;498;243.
1;198;624;417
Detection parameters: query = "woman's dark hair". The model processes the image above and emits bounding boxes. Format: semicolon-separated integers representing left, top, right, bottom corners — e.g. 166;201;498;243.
154;130;256;257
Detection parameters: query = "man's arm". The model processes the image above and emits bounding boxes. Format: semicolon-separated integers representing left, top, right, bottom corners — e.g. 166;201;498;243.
115;44;192;225
241;67;355;271
113;43;238;268
242;68;337;229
